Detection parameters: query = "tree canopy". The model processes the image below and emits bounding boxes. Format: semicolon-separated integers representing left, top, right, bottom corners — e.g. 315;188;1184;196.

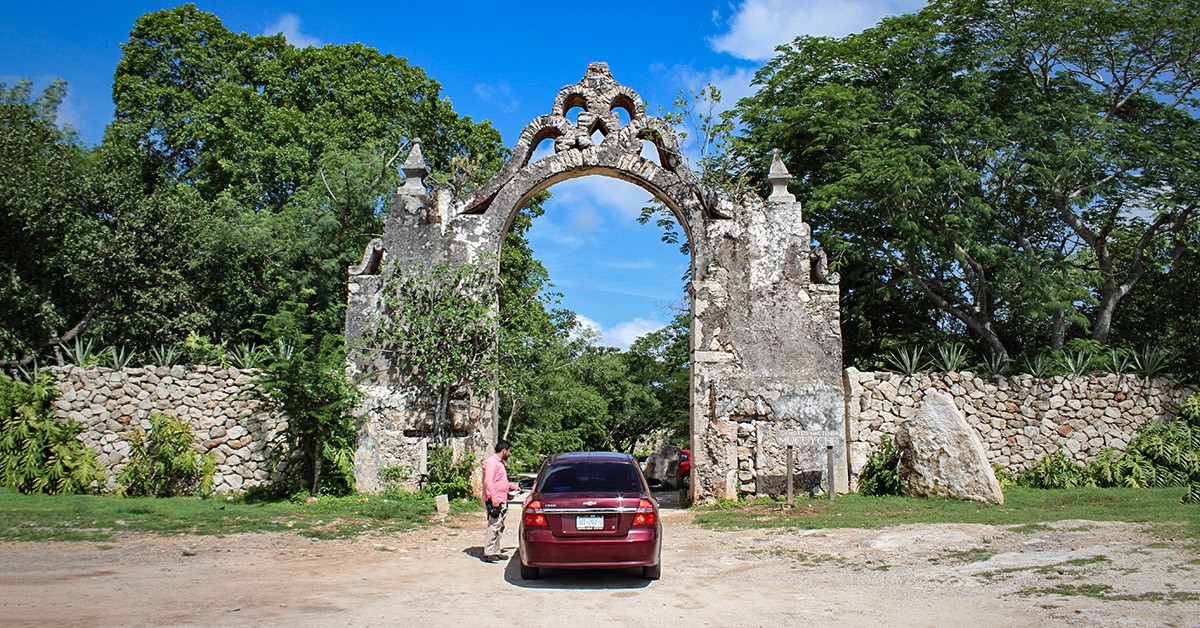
736;0;1200;365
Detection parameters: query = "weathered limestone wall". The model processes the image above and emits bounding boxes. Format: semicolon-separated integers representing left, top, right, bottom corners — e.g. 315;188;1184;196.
844;368;1195;484
50;365;286;493
344;145;496;495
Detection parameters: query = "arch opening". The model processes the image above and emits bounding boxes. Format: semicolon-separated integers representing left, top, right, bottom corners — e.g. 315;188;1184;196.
496;173;693;493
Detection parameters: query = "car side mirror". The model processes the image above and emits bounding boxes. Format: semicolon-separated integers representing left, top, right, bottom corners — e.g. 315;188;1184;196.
518;478;535;491
647;478;663;489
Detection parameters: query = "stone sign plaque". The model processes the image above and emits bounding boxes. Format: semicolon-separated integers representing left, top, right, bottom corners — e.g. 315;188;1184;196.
774;429;842;448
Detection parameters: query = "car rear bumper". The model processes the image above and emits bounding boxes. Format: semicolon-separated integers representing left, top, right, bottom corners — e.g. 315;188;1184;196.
520;527;660;568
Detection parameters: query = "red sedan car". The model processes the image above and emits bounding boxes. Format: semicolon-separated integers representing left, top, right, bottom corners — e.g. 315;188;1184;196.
518;452;662;580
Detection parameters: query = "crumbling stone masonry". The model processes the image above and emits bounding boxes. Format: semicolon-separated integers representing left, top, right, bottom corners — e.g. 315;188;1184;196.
345;63;846;501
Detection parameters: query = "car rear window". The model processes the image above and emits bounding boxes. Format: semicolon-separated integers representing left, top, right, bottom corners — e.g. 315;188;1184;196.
537;462;643;493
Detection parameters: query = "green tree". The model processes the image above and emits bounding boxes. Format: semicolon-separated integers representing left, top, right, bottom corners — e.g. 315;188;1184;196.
0;80;100;366
736;0;1200;360
627;310;691;444
96;4;506;350
374;259;499;444
256;289;360;495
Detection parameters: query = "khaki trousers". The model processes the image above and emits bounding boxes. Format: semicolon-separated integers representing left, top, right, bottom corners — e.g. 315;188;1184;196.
484;502;507;557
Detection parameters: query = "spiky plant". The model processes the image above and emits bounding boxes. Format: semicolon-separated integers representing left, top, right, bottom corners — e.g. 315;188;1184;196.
934;343;969;372
884;347;926;375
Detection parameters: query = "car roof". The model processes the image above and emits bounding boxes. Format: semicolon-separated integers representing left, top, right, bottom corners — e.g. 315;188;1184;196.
545;451;635;464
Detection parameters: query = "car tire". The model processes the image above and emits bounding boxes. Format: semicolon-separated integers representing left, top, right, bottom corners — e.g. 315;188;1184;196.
642;563;661;580
520;562;540;580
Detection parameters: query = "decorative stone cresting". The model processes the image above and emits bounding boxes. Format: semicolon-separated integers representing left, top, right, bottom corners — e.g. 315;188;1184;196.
845;368;1195;487
50;365;286;493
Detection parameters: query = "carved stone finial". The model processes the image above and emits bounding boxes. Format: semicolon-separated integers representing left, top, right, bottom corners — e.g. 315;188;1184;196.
400;138;428;195
586;61;611;77
767;148;796;204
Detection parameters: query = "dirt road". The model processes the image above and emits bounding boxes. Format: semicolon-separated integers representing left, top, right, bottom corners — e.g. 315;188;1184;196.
1;506;1196;627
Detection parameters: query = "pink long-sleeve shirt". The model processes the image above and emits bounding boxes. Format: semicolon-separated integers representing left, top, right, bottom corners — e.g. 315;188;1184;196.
482;453;517;506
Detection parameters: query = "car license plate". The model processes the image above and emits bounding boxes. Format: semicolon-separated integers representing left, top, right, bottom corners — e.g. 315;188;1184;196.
576;515;604;531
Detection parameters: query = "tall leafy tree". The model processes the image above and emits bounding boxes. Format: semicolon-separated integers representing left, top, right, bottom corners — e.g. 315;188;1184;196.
102;4;505;346
0;80;98;365
736;0;1200;360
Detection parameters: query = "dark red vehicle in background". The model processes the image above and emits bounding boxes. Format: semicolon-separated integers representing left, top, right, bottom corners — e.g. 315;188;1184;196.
678;449;691;486
518;452;662;580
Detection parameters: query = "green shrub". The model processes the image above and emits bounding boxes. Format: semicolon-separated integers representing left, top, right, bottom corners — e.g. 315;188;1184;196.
858;435;902;496
0;372;102;494
992;464;1017;489
421;445;475;499
118;413;215;497
1017;452;1089;489
1083;393;1200;503
180;331;226;366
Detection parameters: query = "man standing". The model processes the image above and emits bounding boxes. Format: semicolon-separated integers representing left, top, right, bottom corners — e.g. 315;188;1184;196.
481;440;518;563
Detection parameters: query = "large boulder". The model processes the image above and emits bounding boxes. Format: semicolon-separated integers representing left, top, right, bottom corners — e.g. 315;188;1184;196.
896;390;1004;505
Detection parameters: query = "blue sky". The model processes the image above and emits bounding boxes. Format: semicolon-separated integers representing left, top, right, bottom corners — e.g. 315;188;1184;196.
1;0;924;348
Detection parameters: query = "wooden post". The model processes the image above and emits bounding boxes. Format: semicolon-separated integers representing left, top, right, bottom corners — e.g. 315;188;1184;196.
785;445;795;508
826;445;835;501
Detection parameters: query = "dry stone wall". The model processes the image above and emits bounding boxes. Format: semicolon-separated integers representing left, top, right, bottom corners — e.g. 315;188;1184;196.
50;365;286;493
844;368;1195;484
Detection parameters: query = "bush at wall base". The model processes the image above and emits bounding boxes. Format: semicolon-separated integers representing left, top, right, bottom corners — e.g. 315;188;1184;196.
0;372;102;494
118;412;215;497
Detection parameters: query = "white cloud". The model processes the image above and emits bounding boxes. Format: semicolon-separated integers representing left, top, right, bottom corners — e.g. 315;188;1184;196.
710;0;925;61
670;64;760;114
604;318;666;350
550;176;656;222
569;205;602;232
474;82;521;114
264;13;322;48
574;315;665;350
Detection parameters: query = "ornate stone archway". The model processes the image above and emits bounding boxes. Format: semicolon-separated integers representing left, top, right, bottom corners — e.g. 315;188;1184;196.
346;63;845;501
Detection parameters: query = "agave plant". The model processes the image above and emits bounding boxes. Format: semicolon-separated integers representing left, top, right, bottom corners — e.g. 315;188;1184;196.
15;357;43;382
1056;350;1094;376
149;344;180;366
58;337;98;367
228;343;264;369
883;347;925;375
978;353;1009;377
1105;349;1131;376
1021;354;1052;378
104;345;137;369
1132;345;1178;381
933;343;970;372
274;339;295;363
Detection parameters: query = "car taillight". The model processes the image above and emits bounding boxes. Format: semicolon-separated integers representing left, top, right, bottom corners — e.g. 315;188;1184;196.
632;498;657;526
523;499;547;527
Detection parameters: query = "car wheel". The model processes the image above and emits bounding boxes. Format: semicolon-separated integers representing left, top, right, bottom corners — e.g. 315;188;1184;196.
642;563;661;580
520;562;540;580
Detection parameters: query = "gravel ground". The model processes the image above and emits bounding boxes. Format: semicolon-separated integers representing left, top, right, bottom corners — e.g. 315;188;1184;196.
1;505;1197;627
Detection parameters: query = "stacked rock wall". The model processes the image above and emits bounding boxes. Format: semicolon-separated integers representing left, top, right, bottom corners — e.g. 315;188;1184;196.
50;365;286;493
844;368;1195;483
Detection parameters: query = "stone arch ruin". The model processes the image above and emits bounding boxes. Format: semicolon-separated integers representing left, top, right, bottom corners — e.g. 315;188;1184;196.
345;63;845;501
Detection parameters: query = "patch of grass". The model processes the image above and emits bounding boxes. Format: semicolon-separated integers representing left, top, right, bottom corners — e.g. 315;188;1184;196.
0;487;443;542
693;487;1200;544
1021;583;1200;603
977;555;1118;582
930;547;997;564
750;547;844;566
1009;523;1051;534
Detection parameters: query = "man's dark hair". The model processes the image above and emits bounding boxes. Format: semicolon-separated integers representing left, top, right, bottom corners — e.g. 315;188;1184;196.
495;440;511;453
